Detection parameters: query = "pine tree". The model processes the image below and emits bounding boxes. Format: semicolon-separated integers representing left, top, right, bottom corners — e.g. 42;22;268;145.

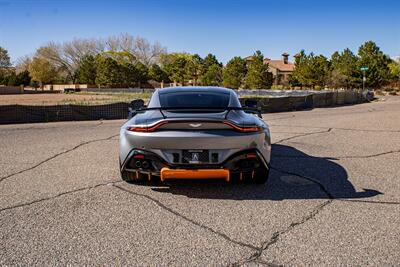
78;55;97;84
0;46;11;67
223;56;247;89
357;41;391;88
148;64;169;83
161;53;191;85
291;50;329;88
200;54;222;85
244;51;272;89
184;54;203;85
330;49;360;88
201;64;223;86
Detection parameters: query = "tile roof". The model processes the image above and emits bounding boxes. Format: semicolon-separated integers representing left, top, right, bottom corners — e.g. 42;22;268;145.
264;59;295;72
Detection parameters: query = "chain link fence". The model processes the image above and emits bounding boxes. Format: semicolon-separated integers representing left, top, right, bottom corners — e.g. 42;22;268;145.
239;89;371;112
0;90;372;124
0;103;130;124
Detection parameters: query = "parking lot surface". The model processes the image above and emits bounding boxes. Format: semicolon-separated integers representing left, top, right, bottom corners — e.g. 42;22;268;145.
1;97;399;266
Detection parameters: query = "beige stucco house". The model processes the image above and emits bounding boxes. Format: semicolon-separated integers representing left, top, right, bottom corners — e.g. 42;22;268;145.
264;53;295;85
245;52;295;85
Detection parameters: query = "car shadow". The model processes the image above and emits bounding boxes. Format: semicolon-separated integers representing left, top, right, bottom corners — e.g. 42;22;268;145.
149;144;382;200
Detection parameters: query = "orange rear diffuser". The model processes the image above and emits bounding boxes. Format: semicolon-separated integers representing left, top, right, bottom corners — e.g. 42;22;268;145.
160;167;230;182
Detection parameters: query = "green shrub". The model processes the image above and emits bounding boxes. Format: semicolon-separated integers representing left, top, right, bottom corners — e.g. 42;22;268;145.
271;85;285;90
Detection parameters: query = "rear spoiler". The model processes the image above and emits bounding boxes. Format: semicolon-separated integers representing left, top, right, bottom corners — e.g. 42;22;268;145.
132;106;262;119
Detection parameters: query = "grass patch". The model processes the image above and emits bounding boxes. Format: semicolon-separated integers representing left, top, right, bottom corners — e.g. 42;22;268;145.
239;95;270;98
59;91;153;105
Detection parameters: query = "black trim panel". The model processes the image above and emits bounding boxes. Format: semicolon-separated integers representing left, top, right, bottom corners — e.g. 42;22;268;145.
121;148;269;175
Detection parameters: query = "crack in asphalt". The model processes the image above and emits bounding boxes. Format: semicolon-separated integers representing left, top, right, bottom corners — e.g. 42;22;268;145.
231;200;333;266
270;166;399;205
334;149;400;159
329;126;400;133
229;165;335;266
94;120;104;127
273;149;400;160
0;133;119;183
112;184;260;252
338;199;400;205
264;115;296;121
263;107;383;123
252;259;283;267
273;154;335;159
270;124;400;133
0;180;121;213
232;162;399;265
273;128;333;145
271;131;315;134
270;166;334;199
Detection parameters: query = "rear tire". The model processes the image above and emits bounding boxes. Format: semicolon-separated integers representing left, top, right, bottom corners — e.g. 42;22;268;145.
121;170;146;184
252;167;270;184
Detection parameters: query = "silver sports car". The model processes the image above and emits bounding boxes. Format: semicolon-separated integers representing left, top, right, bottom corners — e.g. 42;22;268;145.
119;86;271;184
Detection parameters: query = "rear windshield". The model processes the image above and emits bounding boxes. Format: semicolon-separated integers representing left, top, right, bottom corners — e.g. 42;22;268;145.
159;92;230;108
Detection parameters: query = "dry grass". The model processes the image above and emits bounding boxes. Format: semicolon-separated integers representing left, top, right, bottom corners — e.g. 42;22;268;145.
0;91;152;106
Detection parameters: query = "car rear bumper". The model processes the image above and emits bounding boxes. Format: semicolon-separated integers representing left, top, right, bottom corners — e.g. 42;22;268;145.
120;148;270;178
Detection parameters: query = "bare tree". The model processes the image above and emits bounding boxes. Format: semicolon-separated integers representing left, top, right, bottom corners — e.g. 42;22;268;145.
15;55;32;74
104;35;122;51
105;33;166;66
133;37;166;66
36;38;100;83
32;34;166;83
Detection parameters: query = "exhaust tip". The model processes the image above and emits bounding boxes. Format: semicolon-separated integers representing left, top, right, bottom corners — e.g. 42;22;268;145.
135;160;142;168
142;160;150;169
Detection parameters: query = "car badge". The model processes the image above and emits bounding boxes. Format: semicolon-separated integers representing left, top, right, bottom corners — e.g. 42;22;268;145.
192;153;199;161
189;123;202;128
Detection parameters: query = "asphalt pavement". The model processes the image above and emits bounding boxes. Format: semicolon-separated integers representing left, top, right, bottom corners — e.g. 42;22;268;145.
1;96;399;266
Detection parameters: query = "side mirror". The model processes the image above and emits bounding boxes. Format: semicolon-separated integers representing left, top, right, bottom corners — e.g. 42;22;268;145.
130;99;145;110
244;99;258;108
243;99;262;118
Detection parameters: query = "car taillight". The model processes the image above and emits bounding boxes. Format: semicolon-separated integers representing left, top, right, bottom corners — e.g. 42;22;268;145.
127;121;168;132
245;153;257;158
223;121;261;132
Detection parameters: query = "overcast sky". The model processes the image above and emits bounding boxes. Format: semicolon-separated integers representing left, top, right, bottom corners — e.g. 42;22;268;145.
0;0;399;64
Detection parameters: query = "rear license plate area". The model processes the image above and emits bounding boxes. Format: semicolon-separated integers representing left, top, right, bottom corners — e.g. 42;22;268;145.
182;150;209;164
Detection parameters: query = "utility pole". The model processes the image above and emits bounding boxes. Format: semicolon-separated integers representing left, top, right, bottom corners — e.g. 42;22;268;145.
360;66;369;90
362;70;365;91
